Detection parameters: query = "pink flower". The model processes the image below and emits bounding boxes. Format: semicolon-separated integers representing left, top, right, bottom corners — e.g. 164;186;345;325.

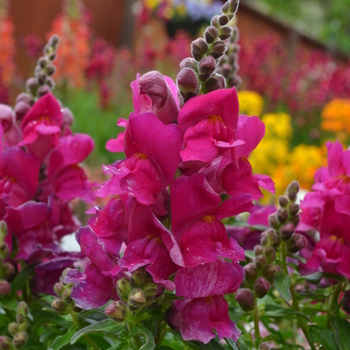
178;88;244;173
0;104;22;146
18;93;63;161
131;72;179;124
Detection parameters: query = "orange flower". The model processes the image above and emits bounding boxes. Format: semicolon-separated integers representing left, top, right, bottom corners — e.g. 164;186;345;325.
0;14;15;85
321;98;350;134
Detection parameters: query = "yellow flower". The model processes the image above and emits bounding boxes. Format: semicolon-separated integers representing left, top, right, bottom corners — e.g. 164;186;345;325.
321;99;350;134
262;112;293;141
144;0;163;10
237;90;264;117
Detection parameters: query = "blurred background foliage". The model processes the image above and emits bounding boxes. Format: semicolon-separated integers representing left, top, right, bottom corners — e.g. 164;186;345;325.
252;0;350;53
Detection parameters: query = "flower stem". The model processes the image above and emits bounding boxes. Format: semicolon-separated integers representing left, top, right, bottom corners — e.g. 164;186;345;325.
127;323;143;349
68;305;100;350
290;286;316;350
280;241;288;275
253;296;261;348
155;321;168;346
326;282;343;329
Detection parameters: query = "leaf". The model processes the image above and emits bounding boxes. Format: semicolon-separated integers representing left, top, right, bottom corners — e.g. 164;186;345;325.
155;347;174;350
244;250;255;260
308;325;339;350
0;295;18;311
131;324;155;350
31;310;71;328
287;254;306;264
11;264;37;292
48;328;76;350
225;338;239;350
41;295;56;304
273;273;291;304
71;319;125;344
40;327;58;343
331;317;350;350
263;304;309;320
298;272;347;285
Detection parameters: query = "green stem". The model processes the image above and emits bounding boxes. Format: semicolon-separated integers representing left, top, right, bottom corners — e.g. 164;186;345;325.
280;241;288;275
68;305;100;350
155;321;168;346
253;296;261;348
326;282;343;329
127;323;143;349
290;286;316;350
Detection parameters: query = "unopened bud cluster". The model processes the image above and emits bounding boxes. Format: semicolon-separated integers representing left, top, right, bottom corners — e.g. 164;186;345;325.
217;27;241;88
236;227;279;311
270;181;307;254
0;221;15;298
176;0;240;104
106;269;161;322
14;35;60;126
51;271;79;315
0;302;30;350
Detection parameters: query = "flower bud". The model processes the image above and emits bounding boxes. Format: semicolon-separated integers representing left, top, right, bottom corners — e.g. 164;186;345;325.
37;84;51;97
254;245;264;256
15;93;33;105
38;57;48;68
261;229;278;247
343;290;350;314
128;289;146;304
277;208;288;224
227;74;242;88
219;14;229;26
131;270;147;286
211;15;220;28
287;181;300;194
210;41;227;59
26;77;38;94
198;56;216;77
291;214;300;227
177;68;199;99
49;53;56;61
264;264;277;283
278;196;288;208
264;246;276;264
61;287;72;301
51;298;68;314
105;301;127;321
219;26;233;40
46;65;56;76
143;282;158;297
289;203;299;216
0;336;12;350
49;34;60;47
244;263;257;283
13;331;28;349
0;221;8;240
17;302;29;317
62;107;74;126
288;191;297;202
36;71;47;85
53;282;64;297
1;262;15;279
235;288;254;312
255;255;267;272
254;277;270;298
14;101;31;122
0;280;11;296
179;58;198;71
221;63;231;77
280;222;294;241
191;38;208;61
204;26;219;44
117;277;132;300
221;0;239;18
287;234;307;253
7;322;19;336
268;214;279;229
258;343;271;350
0;242;9;259
128;289;147;311
45;77;55;89
202;74;225;93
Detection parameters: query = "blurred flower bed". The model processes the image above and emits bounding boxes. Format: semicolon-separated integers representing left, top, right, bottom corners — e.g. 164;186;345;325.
1;0;350;203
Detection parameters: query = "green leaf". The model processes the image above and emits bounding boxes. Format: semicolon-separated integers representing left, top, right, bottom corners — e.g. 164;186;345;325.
131;324;155;350
71;319;125;344
263;304;309;320
225;338;239;350
155;347;174;350
331;317;350;350
244;250;255;260
11;264;36;292
298;272;348;285
273;273;291;304
48;328;76;350
0;295;18;311
308;325;339;350
41;295;56;304
40;327;58;343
